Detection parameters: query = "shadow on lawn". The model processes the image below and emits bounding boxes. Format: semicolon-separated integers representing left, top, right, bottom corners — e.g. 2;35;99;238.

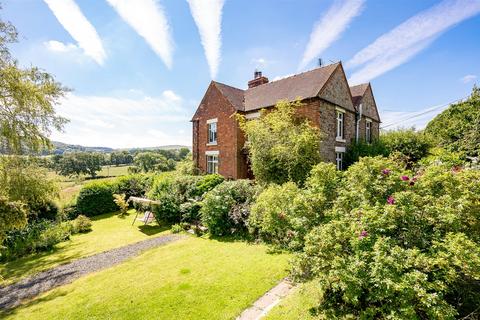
0;244;84;287
138;224;169;236
0;288;72;318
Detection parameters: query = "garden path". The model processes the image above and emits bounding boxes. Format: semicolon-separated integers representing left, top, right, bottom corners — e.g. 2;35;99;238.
236;278;294;320
0;234;183;310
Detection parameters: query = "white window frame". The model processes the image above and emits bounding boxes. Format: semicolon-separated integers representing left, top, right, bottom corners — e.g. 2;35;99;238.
207;118;217;145
365;119;372;143
335;152;344;170
336;108;345;142
206;152;219;174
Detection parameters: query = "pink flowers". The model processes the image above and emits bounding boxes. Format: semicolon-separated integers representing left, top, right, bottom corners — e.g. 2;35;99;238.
387;196;395;205
359;230;368;239
401;175;409;181
381;169;391;175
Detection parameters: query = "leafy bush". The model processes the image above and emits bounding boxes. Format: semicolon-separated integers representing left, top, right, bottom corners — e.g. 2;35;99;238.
194;174;224;197
170;224;183;234
0;156;59;219
344;138;388;168
148;174;202;223
114;174;153;201
35;222;71;250
237;100;322;186
147;174;222;224
420;147;465;169
249;182;300;249
292;157;480;318
200;180;256;236
70;215;92;233
113;194;129;217
381;128;432;166
425;85;480;157
76;180;118;216
249;163;341;250
1;220;72;260
0;197;27;245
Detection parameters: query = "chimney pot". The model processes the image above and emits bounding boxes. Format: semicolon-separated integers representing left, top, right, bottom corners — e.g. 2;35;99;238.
248;70;269;88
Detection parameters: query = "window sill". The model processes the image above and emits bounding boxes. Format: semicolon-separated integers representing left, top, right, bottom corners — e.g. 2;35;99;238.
206;142;218;146
335;138;346;143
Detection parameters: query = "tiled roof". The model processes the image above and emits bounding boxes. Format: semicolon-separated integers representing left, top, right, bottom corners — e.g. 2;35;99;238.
244;63;340;111
212;81;245;111
350;83;369;106
211;63;341;112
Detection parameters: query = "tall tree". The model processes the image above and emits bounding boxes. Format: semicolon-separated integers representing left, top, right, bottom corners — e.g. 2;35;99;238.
425;86;480;157
0;10;66;242
0;13;68;154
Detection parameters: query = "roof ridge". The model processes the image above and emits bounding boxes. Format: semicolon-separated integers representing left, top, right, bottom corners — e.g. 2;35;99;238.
212;81;244;92
252;62;340;89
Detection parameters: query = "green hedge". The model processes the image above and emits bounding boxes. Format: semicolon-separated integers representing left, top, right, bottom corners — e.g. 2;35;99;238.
76;180;118;216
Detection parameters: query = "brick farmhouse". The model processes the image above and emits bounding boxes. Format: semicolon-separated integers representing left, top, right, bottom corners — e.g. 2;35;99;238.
191;62;381;179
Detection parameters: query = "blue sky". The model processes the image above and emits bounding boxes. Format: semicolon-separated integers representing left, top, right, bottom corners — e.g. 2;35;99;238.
3;0;480;148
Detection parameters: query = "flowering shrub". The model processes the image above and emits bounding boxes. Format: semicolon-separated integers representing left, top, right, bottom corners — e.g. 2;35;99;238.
292;157;480;318
200;180;256;236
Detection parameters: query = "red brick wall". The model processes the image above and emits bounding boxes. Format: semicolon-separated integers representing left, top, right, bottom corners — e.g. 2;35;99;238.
192;83;239;179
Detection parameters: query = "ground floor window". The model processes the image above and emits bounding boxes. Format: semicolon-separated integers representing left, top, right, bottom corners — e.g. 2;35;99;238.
206;155;219;174
336;152;344;170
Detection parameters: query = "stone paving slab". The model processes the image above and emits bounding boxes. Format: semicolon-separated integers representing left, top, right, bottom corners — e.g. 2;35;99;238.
0;234;183;310
236;278;294;320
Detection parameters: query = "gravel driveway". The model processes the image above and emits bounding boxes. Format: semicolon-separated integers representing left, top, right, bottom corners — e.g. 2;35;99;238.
0;234;183;310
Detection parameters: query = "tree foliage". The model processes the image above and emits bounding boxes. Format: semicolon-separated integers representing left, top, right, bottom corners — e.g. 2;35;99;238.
425;85;480;157
134;152;175;173
237;100;322;185
0;16;68;154
381;128;432;166
56;152;103;177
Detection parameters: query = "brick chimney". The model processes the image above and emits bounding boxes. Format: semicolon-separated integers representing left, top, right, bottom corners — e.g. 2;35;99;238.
248;70;269;88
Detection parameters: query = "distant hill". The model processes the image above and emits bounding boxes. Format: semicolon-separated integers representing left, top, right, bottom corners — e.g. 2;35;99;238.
48;141;191;155
50;141;114;154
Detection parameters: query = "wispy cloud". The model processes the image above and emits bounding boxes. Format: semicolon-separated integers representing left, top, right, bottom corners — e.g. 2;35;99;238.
44;0;106;65
187;0;225;79
299;0;365;71
44;40;78;53
347;0;480;85
51;90;191;148
106;0;174;68
461;74;477;84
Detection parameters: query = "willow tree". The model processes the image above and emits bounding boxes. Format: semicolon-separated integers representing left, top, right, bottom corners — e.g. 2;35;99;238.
237;100;322;185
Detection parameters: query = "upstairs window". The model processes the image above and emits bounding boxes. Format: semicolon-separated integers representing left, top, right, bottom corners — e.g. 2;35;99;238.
206;155;218;174
366;119;372;143
207;119;217;144
336;110;345;140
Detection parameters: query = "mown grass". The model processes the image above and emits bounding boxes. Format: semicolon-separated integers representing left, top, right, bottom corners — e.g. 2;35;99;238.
3;237;290;320
0;210;167;286
264;281;321;320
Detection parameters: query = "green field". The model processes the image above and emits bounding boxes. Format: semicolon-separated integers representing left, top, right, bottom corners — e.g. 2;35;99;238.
51;165;133;206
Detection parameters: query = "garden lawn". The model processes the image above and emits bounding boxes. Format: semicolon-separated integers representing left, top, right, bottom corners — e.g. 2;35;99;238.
264;281;321;320
0;210;168;286
3;237;290;320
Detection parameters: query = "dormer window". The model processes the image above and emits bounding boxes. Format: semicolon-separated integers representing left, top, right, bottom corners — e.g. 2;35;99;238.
207;118;217;145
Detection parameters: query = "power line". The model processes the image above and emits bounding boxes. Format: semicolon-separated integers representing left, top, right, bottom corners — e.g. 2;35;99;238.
380;96;469;129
